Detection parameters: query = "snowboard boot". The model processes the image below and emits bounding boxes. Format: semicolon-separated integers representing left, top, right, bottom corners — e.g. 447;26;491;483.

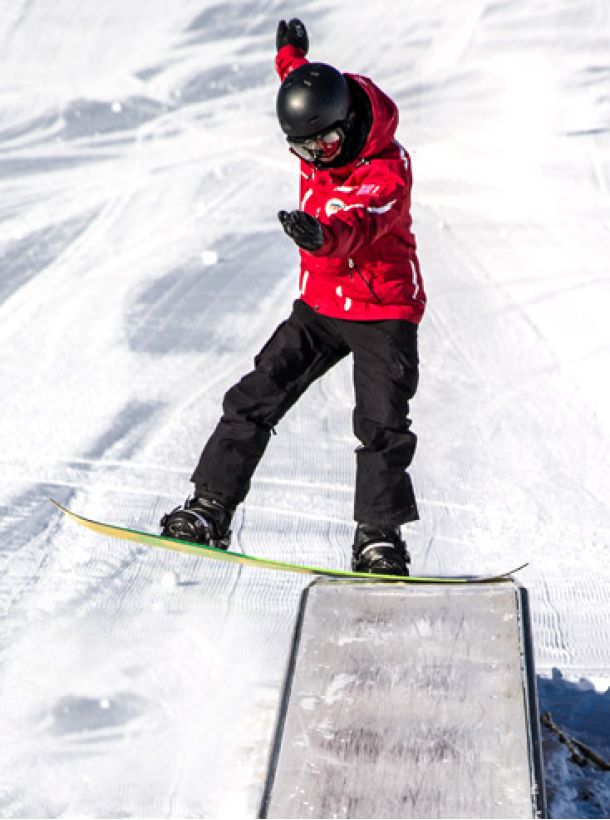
160;496;233;549
351;523;410;576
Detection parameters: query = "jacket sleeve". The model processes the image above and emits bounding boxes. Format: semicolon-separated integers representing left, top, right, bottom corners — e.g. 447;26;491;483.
275;44;308;81
313;163;410;258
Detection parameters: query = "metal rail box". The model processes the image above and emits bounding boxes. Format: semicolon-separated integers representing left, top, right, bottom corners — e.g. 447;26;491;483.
261;580;545;819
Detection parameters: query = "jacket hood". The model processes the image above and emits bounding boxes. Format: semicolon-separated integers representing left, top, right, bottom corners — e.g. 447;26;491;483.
345;73;399;159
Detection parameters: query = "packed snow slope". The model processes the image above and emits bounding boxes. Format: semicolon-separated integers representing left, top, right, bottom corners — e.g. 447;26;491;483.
0;1;608;817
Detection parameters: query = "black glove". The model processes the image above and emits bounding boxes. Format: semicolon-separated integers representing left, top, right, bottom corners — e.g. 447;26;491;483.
278;210;324;251
276;18;309;54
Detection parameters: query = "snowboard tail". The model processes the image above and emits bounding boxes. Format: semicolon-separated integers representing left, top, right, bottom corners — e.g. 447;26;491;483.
51;500;526;584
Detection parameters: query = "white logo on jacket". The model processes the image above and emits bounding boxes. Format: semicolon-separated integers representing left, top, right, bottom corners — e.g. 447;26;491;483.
325;197;346;217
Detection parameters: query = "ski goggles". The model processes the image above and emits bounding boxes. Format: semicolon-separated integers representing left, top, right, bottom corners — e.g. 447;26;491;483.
287;126;345;163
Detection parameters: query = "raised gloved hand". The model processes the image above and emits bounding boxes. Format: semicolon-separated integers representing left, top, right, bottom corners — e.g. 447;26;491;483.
278;209;324;251
276;18;309;54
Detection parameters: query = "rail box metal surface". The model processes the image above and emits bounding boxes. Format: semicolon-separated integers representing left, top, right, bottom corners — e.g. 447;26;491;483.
261;580;545;819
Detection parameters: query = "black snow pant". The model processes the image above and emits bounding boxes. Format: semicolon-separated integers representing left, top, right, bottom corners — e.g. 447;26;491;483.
191;299;419;526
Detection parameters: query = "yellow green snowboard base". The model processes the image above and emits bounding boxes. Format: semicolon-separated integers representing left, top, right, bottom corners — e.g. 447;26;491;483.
52;500;526;584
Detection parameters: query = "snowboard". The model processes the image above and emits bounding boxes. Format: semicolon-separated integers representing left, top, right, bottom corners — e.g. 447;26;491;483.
51;500;527;584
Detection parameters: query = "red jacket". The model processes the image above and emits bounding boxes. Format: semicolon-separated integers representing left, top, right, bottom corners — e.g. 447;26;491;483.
276;45;426;323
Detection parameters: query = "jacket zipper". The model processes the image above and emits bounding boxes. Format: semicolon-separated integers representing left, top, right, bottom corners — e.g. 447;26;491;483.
348;258;382;304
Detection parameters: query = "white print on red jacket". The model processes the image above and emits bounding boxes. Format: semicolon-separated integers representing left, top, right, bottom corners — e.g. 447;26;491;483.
276;44;426;323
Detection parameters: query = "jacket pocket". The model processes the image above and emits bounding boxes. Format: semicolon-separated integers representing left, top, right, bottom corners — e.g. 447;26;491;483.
349;258;382;304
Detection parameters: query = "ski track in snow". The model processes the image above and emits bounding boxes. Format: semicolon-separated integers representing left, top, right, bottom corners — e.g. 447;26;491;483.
0;1;609;817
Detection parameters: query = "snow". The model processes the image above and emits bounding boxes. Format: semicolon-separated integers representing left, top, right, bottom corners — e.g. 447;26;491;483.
0;0;609;817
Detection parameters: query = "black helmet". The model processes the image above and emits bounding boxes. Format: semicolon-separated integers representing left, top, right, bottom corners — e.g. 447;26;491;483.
276;62;352;139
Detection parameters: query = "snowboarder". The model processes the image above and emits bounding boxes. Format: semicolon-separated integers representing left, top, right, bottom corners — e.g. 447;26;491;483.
161;19;426;576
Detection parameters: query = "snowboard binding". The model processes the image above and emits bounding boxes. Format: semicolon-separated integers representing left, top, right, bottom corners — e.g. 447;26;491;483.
160;496;233;550
352;523;410;576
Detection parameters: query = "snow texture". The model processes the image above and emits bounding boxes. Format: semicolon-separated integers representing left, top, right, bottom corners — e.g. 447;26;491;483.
0;1;608;817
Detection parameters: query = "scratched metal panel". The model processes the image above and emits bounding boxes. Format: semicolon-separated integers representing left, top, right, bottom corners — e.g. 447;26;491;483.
262;582;542;819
